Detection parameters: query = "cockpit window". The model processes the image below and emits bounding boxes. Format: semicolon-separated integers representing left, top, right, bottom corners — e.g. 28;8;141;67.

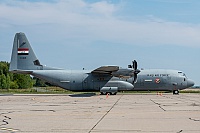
178;71;187;78
183;73;187;78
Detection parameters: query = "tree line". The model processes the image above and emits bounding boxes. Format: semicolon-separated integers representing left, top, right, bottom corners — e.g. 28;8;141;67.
0;61;50;89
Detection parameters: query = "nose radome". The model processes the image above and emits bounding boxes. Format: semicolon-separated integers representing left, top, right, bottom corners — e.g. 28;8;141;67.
187;79;195;88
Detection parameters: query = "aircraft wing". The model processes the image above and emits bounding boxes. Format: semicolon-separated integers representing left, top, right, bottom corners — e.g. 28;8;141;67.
91;66;119;74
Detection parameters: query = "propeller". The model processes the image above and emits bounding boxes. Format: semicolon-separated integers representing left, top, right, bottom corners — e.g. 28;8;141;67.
129;60;141;83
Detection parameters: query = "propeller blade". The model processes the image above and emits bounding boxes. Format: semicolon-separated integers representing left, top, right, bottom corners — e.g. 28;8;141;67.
131;60;140;83
132;60;137;70
133;73;137;83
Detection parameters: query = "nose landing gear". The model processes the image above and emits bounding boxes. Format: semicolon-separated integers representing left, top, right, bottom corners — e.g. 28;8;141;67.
173;90;179;95
172;83;179;95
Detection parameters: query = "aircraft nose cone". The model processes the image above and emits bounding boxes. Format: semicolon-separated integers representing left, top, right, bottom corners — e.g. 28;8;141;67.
187;79;195;88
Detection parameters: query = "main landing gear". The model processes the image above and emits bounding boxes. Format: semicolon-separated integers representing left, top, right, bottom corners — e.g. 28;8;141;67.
100;92;117;95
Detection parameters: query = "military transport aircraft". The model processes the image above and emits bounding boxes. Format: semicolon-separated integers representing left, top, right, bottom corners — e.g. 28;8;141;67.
9;33;194;95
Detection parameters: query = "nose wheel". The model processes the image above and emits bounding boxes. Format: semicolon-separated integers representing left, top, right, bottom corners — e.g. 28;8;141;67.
172;83;179;95
173;90;179;95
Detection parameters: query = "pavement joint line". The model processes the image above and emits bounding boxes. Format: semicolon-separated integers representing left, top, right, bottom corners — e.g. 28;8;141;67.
159;105;166;111
164;95;200;107
88;95;123;133
150;99;167;111
164;95;195;103
176;96;200;104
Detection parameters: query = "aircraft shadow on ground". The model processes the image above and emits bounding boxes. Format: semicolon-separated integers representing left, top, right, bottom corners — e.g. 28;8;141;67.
69;93;96;97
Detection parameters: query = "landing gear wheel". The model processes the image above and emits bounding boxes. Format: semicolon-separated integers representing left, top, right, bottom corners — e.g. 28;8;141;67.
101;92;106;95
173;90;179;95
111;92;117;95
107;92;110;95
100;92;117;95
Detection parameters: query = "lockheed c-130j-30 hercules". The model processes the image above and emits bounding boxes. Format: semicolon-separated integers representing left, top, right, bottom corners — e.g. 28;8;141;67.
9;33;194;95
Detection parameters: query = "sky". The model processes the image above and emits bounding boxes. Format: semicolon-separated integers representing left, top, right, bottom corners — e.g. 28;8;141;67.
0;0;200;85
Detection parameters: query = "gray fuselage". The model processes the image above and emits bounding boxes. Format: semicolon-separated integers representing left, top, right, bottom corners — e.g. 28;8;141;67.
31;68;194;92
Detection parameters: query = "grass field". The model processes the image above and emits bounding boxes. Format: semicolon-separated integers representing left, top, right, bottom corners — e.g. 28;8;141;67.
0;87;72;94
0;87;199;94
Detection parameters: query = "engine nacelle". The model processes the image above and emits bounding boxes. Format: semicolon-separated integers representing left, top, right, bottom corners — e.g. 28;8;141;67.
100;81;134;95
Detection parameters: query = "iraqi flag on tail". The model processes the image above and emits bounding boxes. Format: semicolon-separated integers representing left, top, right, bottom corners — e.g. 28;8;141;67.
18;48;29;55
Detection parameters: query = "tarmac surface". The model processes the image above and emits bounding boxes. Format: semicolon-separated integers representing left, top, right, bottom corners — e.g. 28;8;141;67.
0;93;200;133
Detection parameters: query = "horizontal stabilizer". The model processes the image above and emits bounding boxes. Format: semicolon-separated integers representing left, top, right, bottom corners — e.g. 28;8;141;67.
10;70;33;74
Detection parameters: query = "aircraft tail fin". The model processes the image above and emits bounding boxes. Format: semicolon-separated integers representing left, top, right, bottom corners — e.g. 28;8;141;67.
9;32;43;72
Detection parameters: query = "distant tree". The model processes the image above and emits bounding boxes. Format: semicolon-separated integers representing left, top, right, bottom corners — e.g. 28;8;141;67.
0;62;9;89
0;61;33;89
6;74;11;89
33;77;54;87
0;74;1;89
45;82;54;86
0;62;8;74
10;81;19;89
13;74;33;89
0;74;7;89
33;77;47;87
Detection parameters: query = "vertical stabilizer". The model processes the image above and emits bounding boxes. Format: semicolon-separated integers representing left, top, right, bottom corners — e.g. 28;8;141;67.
9;32;42;71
